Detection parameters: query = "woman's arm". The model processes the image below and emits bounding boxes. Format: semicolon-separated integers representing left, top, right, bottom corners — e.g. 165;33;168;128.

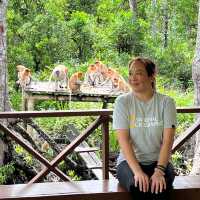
157;128;175;167
150;127;175;193
117;129;149;192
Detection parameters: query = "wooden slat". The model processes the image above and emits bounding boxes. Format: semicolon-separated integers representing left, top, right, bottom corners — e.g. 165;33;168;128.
172;119;200;153
74;147;99;153
0;110;113;118
66;124;104;180
176;107;200;113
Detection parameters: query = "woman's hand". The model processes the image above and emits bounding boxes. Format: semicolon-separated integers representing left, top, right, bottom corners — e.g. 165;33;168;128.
150;169;166;194
134;170;149;193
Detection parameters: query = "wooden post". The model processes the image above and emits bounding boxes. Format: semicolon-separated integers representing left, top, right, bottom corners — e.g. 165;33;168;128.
27;96;35;137
102;115;109;179
27;97;35;111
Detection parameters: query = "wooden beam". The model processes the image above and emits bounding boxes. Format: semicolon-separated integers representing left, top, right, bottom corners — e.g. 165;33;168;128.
0;110;113;118
0;177;200;200
172;119;200;153
1;107;200;119
102;116;109;179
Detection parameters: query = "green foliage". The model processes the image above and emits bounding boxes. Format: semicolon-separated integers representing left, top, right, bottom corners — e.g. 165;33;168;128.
0;163;15;184
7;0;198;88
171;151;192;175
67;11;95;62
15;145;33;166
67;170;81;181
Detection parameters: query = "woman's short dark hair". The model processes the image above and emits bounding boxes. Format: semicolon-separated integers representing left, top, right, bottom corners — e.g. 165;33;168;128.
128;56;157;89
128;56;157;77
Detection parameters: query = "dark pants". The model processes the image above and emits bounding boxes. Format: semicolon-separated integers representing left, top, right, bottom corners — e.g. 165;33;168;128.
117;161;175;200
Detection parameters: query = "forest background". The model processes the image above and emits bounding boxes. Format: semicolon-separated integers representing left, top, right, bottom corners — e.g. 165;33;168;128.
2;0;199;183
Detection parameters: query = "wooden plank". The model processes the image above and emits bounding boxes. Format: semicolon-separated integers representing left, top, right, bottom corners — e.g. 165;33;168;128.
176;107;200;113
0;179;131;200
23;81;118;104
0;177;200;200
1;107;200;119
74;147;99;153
0;110;113;118
25;93;116;103
66;124;103;180
24;81;119;95
172;119;200;153
170;176;200;200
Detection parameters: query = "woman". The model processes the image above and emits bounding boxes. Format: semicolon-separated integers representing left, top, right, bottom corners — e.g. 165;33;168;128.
113;57;176;200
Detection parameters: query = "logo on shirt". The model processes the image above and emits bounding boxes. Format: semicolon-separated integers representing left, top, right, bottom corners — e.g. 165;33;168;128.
129;115;163;128
130;115;135;128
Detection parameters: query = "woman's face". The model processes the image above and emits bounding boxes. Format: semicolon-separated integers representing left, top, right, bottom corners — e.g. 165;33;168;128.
128;60;154;93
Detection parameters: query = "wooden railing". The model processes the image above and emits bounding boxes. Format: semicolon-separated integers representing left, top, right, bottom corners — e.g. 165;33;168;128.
0;107;199;183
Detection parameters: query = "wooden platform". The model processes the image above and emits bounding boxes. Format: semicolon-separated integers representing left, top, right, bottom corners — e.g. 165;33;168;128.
22;81;120;110
0;176;200;200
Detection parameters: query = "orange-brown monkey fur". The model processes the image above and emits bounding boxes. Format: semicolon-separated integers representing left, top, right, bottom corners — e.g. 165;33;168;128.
41;141;50;152
111;76;130;92
16;65;31;89
94;60;108;79
69;72;84;92
106;68;120;79
84;64;104;86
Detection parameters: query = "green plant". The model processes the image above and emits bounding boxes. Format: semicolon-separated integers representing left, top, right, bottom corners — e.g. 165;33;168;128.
0;163;15;184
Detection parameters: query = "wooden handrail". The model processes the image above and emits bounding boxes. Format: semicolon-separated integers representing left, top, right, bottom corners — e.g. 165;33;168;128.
0;107;200;118
0;109;113;118
172;118;200;153
0;107;200;183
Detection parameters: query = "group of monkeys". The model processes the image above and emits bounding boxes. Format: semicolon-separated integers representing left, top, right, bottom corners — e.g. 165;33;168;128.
16;60;130;93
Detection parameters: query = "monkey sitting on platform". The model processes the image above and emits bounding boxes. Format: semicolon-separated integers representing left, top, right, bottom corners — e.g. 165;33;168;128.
49;64;69;90
69;72;84;93
16;65;32;90
84;64;104;87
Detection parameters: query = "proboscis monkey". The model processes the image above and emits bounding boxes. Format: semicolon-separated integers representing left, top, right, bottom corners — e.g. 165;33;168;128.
112;76;131;92
41;141;50;152
69;72;84;93
99;67;120;88
94;60;108;79
106;67;120;79
16;65;32;89
84;64;104;87
49;64;68;90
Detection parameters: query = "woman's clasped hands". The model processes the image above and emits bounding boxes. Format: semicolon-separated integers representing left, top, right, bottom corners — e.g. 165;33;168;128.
134;168;166;194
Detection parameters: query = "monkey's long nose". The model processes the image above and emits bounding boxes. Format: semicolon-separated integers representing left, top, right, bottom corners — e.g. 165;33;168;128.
55;70;60;77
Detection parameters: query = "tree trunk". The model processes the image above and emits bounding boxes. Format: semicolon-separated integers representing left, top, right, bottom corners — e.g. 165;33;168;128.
129;0;137;17
163;0;168;48
0;0;9;166
191;0;200;175
151;0;157;37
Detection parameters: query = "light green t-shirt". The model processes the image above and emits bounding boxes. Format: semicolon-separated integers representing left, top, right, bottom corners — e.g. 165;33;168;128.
113;92;177;165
